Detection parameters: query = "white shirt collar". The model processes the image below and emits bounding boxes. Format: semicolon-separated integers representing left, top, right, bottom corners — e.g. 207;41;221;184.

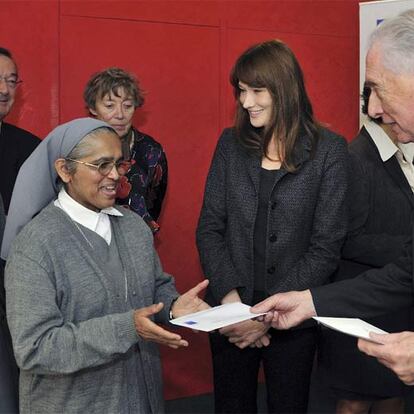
364;119;414;165
398;142;414;164
54;188;122;244
364;120;398;162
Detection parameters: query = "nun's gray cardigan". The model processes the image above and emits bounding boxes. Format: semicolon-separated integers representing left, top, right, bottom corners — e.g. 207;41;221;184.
5;203;178;414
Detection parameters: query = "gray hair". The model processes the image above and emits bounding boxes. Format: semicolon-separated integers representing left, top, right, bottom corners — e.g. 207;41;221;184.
368;9;414;74
84;67;144;111
64;126;117;175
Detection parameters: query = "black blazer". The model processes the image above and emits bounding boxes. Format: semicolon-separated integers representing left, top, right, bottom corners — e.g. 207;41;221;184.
336;126;414;280
312;242;414;317
312;128;414;317
197;127;349;306
0;122;40;213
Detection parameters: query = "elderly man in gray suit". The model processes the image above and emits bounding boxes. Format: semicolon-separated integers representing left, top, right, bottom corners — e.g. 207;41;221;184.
253;9;414;386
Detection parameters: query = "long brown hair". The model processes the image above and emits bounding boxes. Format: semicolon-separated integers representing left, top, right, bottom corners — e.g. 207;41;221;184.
230;40;319;172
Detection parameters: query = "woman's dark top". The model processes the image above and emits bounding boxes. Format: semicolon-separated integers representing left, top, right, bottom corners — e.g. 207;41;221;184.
254;168;284;295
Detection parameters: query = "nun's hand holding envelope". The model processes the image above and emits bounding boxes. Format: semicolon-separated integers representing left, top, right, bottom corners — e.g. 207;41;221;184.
170;279;210;318
133;280;210;349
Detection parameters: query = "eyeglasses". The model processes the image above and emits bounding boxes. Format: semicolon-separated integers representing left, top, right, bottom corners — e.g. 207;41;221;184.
66;158;131;176
0;76;22;89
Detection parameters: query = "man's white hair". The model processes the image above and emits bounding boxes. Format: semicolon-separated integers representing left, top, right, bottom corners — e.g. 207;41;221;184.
369;9;414;74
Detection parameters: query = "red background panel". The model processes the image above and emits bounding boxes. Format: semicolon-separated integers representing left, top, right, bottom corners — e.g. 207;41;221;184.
223;0;358;37
2;0;362;399
61;0;221;27
1;1;59;137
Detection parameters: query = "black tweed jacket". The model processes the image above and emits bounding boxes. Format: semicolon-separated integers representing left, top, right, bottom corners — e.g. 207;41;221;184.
196;127;349;306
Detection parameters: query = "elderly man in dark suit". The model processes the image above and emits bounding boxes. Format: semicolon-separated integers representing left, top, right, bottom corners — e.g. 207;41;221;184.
0;47;39;214
253;9;414;386
0;47;39;413
318;87;414;413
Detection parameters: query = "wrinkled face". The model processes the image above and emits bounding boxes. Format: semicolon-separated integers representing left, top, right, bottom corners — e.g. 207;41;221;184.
0;55;17;121
65;130;123;211
90;87;135;137
365;44;414;143
238;81;273;128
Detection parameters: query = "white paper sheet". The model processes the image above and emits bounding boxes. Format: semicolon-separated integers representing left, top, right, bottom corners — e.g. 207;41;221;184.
313;316;388;344
170;302;267;332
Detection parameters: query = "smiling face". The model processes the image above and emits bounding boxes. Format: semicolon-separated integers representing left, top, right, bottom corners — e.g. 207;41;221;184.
0;55;17;121
365;43;414;143
238;81;273;128
89;87;135;137
57;130;123;211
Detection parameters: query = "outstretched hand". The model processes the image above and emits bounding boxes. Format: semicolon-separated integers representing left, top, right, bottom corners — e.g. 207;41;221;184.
172;279;210;318
358;331;414;385
134;303;188;349
251;290;316;329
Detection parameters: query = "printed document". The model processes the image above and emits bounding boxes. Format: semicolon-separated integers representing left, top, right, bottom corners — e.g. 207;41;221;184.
313;316;388;343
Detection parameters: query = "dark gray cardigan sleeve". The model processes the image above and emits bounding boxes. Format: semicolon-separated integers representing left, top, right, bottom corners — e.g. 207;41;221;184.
152;253;179;325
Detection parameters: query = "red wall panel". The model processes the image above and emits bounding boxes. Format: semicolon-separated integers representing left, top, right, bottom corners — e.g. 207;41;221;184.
223;0;357;37
2;0;361;400
61;0;221;27
0;1;59;138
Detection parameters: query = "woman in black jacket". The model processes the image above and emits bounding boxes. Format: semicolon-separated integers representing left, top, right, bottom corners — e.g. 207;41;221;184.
196;39;349;413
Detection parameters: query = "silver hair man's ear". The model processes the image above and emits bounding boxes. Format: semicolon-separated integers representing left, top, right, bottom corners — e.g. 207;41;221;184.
368;8;414;75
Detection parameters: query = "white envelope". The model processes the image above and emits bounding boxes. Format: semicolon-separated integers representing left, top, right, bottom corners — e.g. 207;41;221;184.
313;316;388;343
170;302;267;332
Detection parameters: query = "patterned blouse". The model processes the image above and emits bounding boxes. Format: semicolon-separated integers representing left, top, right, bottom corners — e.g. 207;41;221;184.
116;127;168;233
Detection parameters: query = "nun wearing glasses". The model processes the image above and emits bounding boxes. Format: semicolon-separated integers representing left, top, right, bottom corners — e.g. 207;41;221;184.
2;118;208;414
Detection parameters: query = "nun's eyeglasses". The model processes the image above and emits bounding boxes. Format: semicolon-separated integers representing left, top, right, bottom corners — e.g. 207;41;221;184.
66;158;131;176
